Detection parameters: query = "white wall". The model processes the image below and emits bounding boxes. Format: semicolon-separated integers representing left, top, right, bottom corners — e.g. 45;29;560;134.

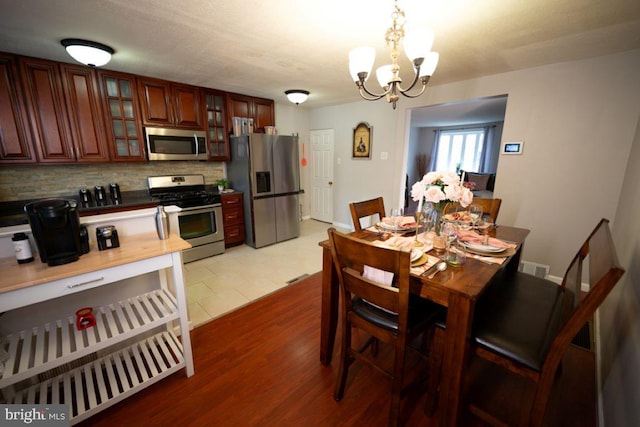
395;50;640;277
601;115;640;426
274;49;640;424
306;101;403;228
275;103;311;218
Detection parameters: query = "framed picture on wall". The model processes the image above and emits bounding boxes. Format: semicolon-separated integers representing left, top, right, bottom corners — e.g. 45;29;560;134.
353;122;372;159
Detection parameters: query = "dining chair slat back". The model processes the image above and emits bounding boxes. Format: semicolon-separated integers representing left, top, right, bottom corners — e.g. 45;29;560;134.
349;197;386;231
444;197;502;223
327;227;441;427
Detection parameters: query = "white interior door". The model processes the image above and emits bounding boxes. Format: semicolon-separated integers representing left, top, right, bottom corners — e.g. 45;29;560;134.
309;129;334;223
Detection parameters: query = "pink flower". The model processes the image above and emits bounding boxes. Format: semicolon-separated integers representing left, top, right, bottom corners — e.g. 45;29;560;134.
410;181;425;201
412;170;474;208
422;171;441;185
439;171;460;186
424;185;446;203
459;188;473;207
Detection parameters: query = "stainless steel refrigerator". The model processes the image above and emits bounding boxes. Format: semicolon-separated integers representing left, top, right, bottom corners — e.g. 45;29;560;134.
227;133;300;248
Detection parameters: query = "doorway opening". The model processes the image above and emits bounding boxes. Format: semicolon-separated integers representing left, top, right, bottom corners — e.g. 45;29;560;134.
405;95;508;208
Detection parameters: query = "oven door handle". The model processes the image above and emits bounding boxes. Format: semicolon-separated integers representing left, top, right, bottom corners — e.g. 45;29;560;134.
178;204;222;214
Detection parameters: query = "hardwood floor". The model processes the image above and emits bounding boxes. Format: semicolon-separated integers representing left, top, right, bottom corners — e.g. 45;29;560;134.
78;272;595;427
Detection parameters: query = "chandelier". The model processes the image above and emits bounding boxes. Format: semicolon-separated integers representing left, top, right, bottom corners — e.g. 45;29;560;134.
348;0;439;109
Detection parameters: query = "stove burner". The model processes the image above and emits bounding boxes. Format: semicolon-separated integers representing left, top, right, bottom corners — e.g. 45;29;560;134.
147;174;221;208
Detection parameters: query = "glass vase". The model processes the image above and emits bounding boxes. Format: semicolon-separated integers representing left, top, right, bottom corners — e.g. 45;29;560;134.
425;201;447;235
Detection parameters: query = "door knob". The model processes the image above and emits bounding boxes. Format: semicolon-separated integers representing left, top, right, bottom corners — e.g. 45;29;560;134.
328;181;333;185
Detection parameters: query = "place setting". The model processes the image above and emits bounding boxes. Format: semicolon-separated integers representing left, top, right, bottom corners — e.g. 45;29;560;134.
455;224;517;263
373;208;417;236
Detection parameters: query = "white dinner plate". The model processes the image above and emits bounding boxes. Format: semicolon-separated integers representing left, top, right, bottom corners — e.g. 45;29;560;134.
410;248;423;262
461;242;506;253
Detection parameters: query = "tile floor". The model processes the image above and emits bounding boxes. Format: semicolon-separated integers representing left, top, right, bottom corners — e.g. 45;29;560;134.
183;219;344;329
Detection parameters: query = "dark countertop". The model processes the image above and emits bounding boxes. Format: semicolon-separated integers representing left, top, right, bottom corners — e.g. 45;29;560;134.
0;190;158;228
0;187;234;228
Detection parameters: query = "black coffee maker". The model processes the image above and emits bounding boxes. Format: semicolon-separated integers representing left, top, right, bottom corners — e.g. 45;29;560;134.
25;198;83;266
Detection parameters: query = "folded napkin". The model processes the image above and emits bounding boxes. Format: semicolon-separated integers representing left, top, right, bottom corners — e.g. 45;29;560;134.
365;224;384;234
363;265;394;286
381;235;417;248
455;230;516;248
362;266;397;314
466;253;507;265
379;216;417;228
410;254;440;275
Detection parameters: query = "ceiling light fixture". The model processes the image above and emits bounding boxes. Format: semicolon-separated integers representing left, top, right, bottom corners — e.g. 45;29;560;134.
285;89;310;105
61;39;114;67
348;0;439;109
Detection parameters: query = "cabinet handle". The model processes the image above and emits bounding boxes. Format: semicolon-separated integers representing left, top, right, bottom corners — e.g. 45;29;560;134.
67;277;104;288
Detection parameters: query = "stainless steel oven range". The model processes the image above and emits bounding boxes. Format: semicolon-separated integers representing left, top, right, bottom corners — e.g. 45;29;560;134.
148;174;224;263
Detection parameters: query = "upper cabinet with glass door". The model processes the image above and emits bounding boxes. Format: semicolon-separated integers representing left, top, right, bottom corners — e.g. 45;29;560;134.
204;90;229;161
97;70;146;161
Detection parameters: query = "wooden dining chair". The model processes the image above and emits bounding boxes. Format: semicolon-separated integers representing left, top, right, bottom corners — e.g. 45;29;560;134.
443;197;502;222
349;197;386;231
425;218;624;426
471;197;502;223
327;228;443;427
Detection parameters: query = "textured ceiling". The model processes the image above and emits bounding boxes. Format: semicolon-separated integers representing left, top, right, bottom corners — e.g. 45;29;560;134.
0;0;639;109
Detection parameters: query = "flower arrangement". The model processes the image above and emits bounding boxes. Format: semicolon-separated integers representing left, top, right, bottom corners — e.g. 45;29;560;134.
411;171;474;211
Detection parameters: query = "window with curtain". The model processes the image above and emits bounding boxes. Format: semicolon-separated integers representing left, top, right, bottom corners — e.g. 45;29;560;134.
434;128;485;172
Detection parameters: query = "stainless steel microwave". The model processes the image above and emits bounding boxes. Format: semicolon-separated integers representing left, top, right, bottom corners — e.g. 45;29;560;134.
145;127;208;161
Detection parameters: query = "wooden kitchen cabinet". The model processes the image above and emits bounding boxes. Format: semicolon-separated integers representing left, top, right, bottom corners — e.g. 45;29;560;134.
59;63;110;162
226;92;274;133
204;89;229;161
19;57;75;163
138;77;203;130
97;70;146;161
0;53;35;164
221;192;245;247
19;57;109;163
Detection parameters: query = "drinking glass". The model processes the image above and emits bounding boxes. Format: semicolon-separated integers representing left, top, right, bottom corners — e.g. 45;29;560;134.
469;204;483;228
480;215;494;245
445;241;467;267
413;207;424;247
390;208;404;236
441;220;458;246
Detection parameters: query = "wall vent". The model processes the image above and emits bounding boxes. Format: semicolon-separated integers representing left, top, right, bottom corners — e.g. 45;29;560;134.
519;261;550;278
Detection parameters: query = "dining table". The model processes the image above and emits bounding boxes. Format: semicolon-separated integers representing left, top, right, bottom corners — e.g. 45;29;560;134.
318;224;530;426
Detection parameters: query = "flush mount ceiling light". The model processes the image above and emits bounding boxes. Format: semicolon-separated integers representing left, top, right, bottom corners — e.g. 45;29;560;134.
61;39;114;67
285;90;310;105
348;0;439;109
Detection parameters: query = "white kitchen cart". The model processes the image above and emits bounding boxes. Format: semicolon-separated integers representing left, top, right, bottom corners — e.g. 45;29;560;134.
0;233;193;424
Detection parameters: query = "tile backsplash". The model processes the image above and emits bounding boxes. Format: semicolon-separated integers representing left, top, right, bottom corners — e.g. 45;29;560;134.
0;162;225;201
